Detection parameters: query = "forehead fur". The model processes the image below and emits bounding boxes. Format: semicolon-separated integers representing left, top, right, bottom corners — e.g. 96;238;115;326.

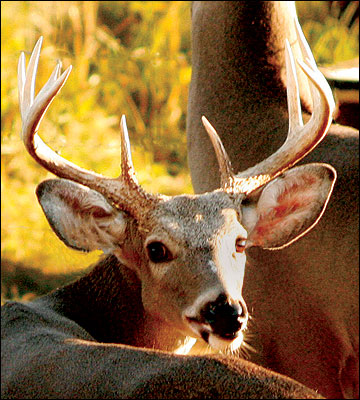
142;191;241;246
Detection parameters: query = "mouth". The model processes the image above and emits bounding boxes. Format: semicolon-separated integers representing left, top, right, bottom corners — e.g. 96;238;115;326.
185;317;244;352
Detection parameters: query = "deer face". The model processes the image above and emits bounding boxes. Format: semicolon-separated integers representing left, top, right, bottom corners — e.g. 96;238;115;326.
37;181;250;350
20;23;336;353
137;192;249;350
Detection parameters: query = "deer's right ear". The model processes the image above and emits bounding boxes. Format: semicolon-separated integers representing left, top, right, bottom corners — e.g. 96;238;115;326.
36;179;128;253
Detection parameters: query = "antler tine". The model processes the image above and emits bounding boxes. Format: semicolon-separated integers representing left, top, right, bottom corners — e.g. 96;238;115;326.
294;17;335;117
229;20;335;195
118;115;159;203
294;17;316;69
201;116;235;189
19;38;159;217
285;39;303;135
119;115;139;186
18;37;42;120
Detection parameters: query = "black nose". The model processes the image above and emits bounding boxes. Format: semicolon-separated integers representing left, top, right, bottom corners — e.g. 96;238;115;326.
200;294;248;339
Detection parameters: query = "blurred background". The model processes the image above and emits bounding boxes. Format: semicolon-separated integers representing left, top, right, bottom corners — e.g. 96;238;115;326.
1;1;358;302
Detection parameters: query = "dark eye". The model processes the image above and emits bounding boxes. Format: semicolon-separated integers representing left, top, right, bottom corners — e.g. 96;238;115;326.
146;241;173;263
235;238;246;253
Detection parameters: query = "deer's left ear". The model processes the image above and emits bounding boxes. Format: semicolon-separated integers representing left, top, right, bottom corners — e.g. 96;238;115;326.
241;164;336;250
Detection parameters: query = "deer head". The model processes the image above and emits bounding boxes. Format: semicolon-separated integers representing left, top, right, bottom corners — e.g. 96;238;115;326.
18;21;336;353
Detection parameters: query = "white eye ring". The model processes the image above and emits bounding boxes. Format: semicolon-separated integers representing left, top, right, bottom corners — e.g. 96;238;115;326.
235;238;246;253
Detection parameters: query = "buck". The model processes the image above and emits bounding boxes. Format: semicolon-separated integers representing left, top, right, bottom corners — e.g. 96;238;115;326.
2;18;334;399
187;2;359;398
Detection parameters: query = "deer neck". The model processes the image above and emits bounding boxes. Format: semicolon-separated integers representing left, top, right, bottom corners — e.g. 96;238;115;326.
42;255;205;354
188;1;313;191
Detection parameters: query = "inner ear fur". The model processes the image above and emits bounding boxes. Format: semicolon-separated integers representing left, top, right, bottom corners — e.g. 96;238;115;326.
36;179;128;253
241;163;336;250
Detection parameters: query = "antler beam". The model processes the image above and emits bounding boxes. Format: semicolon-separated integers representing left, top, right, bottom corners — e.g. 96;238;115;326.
202;18;335;195
18;37;159;218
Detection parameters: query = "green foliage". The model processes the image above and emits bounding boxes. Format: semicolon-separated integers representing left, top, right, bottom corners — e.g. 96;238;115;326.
1;1;358;299
296;1;359;64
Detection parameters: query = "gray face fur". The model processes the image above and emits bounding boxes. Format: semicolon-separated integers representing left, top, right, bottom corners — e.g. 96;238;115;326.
137;192;248;339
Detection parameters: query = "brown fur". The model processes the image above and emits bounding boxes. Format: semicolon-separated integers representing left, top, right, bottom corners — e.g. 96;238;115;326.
2;256;324;399
187;2;359;398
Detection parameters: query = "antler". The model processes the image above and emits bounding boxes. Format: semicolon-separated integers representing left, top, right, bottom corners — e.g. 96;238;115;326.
18;37;160;218
202;18;335;195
